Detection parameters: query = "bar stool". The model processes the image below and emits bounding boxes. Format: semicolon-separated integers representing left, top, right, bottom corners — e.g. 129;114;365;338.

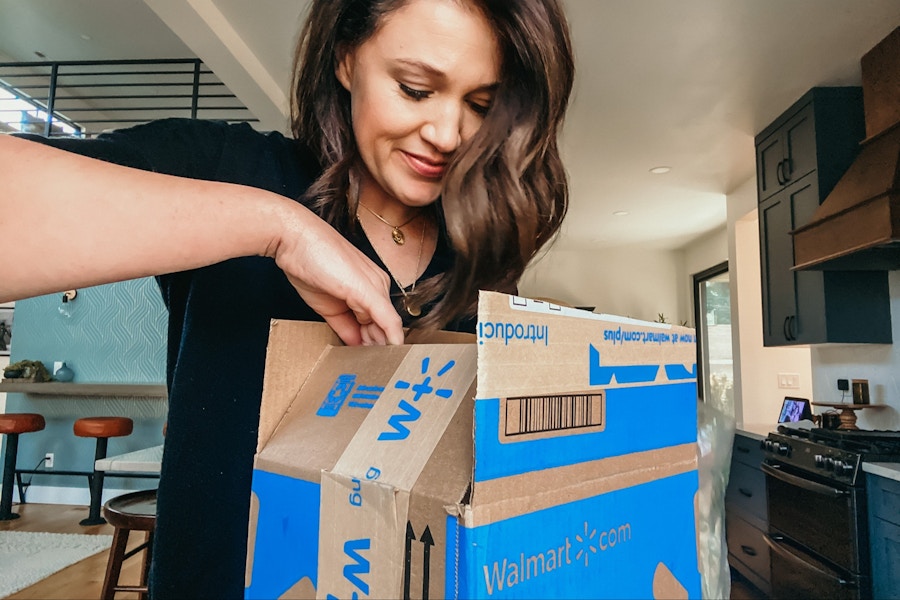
101;488;157;600
74;416;133;525
0;413;46;520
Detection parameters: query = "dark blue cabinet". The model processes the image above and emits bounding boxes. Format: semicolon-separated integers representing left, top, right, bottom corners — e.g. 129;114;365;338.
726;432;770;595
755;87;892;346
867;473;900;599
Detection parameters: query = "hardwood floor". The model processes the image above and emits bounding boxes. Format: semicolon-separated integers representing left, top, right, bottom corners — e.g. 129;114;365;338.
0;503;147;599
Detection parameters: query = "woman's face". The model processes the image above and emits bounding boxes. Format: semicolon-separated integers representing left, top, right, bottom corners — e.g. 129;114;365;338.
337;0;501;209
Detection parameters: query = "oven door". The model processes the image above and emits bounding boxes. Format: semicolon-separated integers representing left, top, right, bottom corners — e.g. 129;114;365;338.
764;533;864;600
762;461;867;572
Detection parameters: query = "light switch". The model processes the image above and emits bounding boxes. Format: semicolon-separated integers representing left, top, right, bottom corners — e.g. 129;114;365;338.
777;372;800;389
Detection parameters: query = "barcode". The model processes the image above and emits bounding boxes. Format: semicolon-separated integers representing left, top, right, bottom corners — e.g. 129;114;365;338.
505;393;603;436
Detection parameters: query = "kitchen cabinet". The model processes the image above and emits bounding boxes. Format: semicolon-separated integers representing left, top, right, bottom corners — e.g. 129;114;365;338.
726;431;770;595
756;87;892;346
867;472;900;599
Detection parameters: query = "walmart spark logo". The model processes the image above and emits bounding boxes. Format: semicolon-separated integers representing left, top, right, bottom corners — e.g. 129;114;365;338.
481;519;633;595
574;521;598;566
378;356;456;441
394;356;455;401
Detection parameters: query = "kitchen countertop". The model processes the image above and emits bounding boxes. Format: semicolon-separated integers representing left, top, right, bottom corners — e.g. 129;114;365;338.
862;462;900;483
735;423;776;441
95;444;163;473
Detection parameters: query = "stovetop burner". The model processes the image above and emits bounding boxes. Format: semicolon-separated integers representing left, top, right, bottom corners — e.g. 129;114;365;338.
809;428;900;455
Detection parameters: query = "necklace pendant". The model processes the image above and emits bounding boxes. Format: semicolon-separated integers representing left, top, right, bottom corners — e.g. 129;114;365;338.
391;227;405;245
404;298;421;317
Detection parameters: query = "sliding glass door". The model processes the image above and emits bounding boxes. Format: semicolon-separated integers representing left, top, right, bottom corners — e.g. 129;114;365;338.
693;262;734;417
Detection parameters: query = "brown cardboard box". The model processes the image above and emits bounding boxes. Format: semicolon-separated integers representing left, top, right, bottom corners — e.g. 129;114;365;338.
245;292;701;599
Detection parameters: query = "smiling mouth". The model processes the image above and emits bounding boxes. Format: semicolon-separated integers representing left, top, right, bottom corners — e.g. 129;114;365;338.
404;152;446;179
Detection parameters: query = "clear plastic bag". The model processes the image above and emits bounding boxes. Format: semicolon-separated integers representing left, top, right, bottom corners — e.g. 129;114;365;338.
696;399;736;600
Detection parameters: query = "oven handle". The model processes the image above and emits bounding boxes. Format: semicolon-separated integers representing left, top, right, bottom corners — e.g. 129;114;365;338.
761;462;849;497
763;533;857;590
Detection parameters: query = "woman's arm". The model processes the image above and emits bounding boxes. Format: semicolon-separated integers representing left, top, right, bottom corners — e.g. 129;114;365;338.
0;134;403;345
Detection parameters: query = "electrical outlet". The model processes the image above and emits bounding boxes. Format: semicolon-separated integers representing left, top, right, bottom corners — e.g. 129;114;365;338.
44;453;54;469
837;378;849;391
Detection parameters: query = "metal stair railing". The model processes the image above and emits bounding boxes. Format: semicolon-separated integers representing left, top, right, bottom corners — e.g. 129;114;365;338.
0;58;258;138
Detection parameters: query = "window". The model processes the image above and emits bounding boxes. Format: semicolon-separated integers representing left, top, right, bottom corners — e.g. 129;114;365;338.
693;261;734;417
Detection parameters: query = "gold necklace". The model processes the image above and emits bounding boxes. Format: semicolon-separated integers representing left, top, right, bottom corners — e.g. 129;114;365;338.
358;201;420;245
357;213;427;317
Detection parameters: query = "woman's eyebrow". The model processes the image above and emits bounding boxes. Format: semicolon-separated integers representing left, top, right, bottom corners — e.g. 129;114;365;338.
394;58;499;91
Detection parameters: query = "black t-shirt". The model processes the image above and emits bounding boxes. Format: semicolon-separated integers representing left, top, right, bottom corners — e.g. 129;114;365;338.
16;117;470;599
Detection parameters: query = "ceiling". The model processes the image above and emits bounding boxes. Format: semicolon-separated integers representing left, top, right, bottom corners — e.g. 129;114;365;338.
1;0;898;252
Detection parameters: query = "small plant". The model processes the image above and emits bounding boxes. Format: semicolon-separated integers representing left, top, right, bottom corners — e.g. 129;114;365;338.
655;313;689;327
3;359;52;382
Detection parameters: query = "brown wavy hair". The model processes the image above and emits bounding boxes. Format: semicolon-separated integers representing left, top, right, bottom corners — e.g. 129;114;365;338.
291;0;574;329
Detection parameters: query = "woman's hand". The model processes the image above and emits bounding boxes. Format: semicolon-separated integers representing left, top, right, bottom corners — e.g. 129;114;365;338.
269;200;405;346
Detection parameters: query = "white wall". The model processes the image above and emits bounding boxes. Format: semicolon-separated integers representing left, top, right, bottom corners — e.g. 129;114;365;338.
519;245;686;323
810;272;900;430
679;226;729;326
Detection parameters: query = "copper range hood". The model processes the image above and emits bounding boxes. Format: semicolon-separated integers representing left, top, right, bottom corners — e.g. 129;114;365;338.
793;26;900;271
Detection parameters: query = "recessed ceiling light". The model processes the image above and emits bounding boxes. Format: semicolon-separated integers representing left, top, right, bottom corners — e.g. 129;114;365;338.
612;210;629;216
649;166;671;174
80;34;92;41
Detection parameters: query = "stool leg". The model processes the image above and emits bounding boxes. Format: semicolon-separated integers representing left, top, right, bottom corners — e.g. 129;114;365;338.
140;531;153;600
80;437;108;526
101;527;130;600
0;433;21;521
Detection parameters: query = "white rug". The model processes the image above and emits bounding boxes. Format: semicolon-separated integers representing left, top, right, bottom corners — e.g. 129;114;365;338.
0;531;113;597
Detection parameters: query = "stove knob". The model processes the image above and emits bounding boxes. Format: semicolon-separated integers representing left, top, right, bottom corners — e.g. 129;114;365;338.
824;457;835;471
776;443;790;456
840;463;855;478
833;460;844;474
814;454;825;468
763;440;773;452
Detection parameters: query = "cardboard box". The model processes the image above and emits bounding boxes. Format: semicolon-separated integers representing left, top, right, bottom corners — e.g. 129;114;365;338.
245;292;701;599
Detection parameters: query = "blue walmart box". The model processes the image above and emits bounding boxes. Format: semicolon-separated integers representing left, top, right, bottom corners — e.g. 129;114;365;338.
245;291;700;599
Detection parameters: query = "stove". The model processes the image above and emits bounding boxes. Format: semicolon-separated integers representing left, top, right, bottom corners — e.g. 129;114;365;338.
763;427;900;486
760;427;900;599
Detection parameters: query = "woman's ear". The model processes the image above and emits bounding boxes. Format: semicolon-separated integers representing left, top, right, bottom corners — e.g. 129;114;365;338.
335;44;354;92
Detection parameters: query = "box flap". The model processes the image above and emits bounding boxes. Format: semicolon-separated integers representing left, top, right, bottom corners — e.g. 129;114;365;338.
257;320;341;453
256;344;416;481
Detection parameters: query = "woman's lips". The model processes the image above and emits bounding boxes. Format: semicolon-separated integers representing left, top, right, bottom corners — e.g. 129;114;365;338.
403;151;446;179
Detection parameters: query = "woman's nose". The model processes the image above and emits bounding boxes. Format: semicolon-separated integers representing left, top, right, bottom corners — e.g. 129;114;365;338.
420;104;462;153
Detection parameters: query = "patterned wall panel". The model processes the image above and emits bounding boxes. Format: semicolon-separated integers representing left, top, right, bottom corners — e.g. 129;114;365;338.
11;278;167;384
6;278;169;485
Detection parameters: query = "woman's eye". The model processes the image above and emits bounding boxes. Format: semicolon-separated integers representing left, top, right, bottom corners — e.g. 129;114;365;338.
399;82;431;101
469;102;491;117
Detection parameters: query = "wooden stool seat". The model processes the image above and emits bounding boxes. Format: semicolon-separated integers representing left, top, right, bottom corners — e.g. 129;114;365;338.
74;416;134;439
0;413;47;520
101;489;157;600
74;416;134;525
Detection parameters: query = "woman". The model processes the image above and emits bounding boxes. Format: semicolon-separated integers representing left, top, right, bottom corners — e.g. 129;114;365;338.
0;0;574;597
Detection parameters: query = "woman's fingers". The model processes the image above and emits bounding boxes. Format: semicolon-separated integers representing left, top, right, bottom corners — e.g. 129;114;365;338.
273;204;405;346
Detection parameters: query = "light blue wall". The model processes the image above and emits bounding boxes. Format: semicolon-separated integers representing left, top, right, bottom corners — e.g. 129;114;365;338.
4;277;167;492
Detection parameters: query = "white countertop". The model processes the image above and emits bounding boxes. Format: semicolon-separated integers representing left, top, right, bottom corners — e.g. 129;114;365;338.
863;462;900;483
95;444;163;473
